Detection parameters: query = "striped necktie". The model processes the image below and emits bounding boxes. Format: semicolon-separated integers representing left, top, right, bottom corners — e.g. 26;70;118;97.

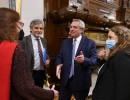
36;39;44;67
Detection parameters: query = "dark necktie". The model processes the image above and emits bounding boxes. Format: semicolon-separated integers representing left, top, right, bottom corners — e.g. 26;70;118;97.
36;39;44;67
69;39;76;78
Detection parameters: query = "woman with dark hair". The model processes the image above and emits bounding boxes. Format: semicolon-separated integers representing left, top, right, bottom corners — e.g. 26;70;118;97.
92;26;130;100
0;8;58;100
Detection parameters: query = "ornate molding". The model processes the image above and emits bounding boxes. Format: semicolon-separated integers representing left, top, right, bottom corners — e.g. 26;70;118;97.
49;6;122;28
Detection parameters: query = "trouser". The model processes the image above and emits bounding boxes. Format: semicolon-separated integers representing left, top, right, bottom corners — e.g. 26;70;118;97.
32;70;46;88
59;76;90;100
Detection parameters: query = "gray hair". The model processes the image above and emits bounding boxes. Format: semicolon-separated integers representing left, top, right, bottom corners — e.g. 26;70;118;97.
30;19;44;29
72;19;85;29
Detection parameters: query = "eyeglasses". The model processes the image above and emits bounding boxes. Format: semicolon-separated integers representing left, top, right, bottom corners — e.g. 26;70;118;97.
18;22;24;27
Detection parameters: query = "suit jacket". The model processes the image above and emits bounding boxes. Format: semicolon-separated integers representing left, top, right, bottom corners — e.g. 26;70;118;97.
56;35;98;90
20;35;49;70
92;50;130;100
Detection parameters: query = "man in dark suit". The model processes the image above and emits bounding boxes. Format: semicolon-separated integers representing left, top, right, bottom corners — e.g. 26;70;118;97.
21;19;49;88
56;19;98;100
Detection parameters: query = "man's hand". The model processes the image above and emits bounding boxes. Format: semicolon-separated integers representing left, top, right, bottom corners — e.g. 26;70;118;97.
98;50;106;60
51;85;59;99
75;51;85;63
45;59;50;67
56;64;63;79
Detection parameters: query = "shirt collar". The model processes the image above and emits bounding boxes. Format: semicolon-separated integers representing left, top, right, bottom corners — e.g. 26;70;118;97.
73;35;82;42
31;34;40;40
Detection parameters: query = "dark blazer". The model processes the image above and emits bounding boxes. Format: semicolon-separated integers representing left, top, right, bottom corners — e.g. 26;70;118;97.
56;35;98;90
92;50;130;100
20;35;49;70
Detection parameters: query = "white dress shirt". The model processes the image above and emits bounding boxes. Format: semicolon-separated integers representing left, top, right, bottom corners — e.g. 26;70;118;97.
74;35;82;56
31;34;45;70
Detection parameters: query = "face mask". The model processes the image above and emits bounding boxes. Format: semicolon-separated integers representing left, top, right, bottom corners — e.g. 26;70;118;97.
19;29;24;40
106;40;116;49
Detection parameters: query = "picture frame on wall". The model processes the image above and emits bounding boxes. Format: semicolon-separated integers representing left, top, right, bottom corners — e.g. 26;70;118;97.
16;0;21;15
9;0;16;11
9;0;21;15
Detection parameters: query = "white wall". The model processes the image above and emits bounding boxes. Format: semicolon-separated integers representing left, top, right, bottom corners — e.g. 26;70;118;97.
21;0;44;36
0;0;44;36
0;0;9;7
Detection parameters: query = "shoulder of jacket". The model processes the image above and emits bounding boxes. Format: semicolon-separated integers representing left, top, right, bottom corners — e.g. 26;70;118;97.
63;38;71;42
24;35;31;39
117;50;130;57
83;37;95;43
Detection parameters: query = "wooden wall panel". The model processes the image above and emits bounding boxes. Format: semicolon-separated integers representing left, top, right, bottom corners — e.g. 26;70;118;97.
44;0;68;90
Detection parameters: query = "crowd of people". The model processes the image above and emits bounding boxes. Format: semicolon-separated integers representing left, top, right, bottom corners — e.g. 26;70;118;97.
0;7;130;100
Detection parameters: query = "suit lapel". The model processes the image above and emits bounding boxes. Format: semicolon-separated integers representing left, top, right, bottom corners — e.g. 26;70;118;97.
69;39;73;59
27;35;34;57
40;38;45;48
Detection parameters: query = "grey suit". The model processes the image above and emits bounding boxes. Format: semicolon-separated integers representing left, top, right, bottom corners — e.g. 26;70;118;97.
20;34;49;87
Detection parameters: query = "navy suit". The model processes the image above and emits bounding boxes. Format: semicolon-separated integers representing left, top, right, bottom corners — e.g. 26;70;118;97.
56;35;98;100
